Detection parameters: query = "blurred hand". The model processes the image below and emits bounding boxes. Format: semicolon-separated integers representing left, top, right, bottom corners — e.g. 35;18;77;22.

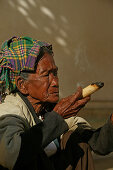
110;113;113;124
53;87;90;119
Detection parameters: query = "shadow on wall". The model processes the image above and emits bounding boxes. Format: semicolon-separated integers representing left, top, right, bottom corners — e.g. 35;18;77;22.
1;2;113;168
0;0;74;98
4;0;69;48
0;0;113;100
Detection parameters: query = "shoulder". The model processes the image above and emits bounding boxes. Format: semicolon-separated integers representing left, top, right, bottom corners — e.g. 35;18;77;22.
0;93;27;118
0;93;36;126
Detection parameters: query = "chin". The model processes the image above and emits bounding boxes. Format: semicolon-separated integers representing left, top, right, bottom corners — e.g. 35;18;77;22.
47;96;59;103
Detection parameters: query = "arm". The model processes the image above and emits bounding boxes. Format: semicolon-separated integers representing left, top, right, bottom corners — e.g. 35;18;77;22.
88;116;113;155
0;112;68;169
65;115;113;156
71;115;113;155
0;115;28;170
41;111;68;147
60;114;113;156
14;111;68;169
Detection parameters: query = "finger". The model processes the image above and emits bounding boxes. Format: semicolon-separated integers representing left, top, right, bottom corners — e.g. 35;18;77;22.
61;96;90;119
54;97;73;114
57;92;79;112
58;87;82;105
82;96;90;103
71;86;83;102
68;96;90;112
54;87;86;116
75;96;90;108
63;108;81;119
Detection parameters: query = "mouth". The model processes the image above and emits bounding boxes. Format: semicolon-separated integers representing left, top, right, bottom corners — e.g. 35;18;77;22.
48;87;59;96
49;92;59;95
49;90;59;95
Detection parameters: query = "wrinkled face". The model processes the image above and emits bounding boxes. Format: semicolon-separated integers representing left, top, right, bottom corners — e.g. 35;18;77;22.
26;52;59;103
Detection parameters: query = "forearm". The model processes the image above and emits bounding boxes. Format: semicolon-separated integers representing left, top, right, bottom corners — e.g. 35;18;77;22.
42;111;68;147
14;111;68;169
0;115;29;170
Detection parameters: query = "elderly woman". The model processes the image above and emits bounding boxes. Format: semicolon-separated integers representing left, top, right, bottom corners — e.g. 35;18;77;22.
0;36;113;170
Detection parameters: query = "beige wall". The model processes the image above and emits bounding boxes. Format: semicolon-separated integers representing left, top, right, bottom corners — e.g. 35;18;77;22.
0;0;113;108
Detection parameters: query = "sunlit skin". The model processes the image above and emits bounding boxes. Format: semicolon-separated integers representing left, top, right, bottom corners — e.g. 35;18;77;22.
24;53;59;114
16;52;90;117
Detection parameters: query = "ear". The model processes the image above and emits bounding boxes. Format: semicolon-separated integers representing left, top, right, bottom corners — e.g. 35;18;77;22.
15;76;28;95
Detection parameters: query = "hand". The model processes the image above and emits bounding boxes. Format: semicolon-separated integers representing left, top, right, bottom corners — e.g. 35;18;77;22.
110;113;113;124
53;87;90;119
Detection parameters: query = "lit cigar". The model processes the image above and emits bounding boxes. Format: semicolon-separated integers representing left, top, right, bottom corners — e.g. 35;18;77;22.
82;82;104;98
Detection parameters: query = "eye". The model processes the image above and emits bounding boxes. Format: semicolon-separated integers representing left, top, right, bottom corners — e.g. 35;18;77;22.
45;73;49;77
43;72;50;77
53;70;58;76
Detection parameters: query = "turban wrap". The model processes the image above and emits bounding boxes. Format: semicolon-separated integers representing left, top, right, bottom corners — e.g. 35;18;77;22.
0;36;52;93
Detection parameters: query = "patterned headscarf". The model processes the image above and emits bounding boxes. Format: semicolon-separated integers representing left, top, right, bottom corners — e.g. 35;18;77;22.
0;36;52;93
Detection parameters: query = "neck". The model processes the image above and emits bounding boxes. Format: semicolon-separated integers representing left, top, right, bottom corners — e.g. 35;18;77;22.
27;96;43;115
27;96;57;116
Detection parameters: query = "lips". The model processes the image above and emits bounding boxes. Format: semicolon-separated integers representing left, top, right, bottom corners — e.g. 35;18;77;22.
49;89;59;94
49;91;59;94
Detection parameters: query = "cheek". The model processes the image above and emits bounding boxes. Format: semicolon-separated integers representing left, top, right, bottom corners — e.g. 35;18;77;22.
28;80;50;100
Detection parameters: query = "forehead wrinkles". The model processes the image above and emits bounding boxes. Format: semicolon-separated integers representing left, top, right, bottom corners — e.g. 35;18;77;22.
36;53;57;74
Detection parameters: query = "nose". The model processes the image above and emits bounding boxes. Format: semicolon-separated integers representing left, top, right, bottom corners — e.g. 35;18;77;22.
50;74;59;87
